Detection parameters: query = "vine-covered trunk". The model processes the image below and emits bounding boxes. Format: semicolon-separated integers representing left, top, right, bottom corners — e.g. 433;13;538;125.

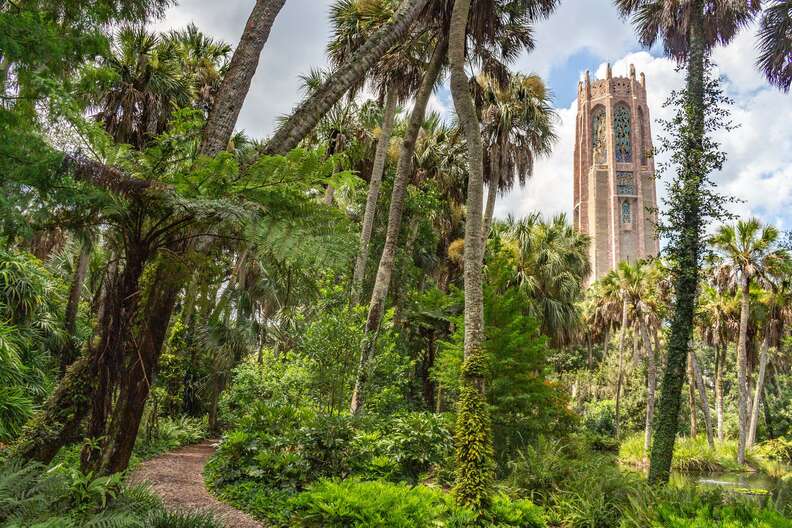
264;0;429;155
747;329;771;448
351;87;399;305
200;0;287;157
349;35;447;415
648;1;706;485
736;277;750;463
615;298;628;440
640;319;656;455
449;0;493;511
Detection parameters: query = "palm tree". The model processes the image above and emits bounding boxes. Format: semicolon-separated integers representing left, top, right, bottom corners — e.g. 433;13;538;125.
710;218;787;463
200;0;286;157
757;0;792;92
264;0;431;155
698;282;739;442
503;213;590;346
349;34;448;415
477;73;558;237
328;0;429;304
615;0;761;484
92;27;192;149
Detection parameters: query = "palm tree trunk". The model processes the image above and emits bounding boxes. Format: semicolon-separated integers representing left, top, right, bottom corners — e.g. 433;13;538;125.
648;0;706;485
61;240;91;372
264;0;429;155
481;159;500;237
715;342;725;442
449;0;493;510
200;0;287;157
615;298;628;440
747;329;771;448
349;35;447;415
736;277;750;463
687;352;698;437
690;350;715;448
640;319;656;456
351;87;398;304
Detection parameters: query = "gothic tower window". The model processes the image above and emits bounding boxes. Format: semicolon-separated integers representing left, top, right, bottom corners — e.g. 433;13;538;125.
638;106;647;165
616;171;635;194
591;106;606;164
614;104;632;162
622;200;632;224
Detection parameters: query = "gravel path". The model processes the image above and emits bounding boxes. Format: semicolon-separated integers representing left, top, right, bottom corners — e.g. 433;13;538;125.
129;440;262;528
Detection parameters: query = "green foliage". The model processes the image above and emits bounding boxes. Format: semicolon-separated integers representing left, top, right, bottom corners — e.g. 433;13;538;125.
133;416;208;462
620;434;746;472
0;459;221;528
287;478;545;528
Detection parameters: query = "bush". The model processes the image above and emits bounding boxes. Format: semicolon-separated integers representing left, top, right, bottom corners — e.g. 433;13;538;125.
288;478;545;528
134;415;208;461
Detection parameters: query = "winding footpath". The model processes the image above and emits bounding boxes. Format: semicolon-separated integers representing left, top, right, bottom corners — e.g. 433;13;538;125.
128;440;262;528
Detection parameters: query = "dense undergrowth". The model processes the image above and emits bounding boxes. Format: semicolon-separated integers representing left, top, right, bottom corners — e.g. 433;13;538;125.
206;360;792;528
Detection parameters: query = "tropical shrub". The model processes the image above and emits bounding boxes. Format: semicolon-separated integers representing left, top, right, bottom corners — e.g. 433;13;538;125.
619;434;746;472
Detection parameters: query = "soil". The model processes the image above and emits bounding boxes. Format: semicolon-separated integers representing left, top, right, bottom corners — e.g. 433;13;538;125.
128;440;262;528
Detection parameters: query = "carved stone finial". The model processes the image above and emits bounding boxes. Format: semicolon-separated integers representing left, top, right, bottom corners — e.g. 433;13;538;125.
640;72;646;88
584;70;591;98
629;64;636;80
606;63;612;80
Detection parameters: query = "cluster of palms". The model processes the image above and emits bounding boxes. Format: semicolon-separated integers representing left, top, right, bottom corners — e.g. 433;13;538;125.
584;218;791;467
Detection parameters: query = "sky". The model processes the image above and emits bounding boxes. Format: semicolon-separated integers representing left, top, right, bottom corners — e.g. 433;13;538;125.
153;0;792;232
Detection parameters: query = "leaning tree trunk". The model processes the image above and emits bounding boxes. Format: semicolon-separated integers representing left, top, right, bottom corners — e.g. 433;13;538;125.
449;0;493;511
93;258;185;475
61;240;91;372
690;350;715;448
351;87;399;305
736;276;751;464
264;0;429;155
648;0;706;485
640;318;656;456
615;297;628;440
200;0;287;157
747;328;771;448
349;36;447;415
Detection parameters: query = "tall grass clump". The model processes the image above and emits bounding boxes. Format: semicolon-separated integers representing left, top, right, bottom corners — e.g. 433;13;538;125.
620;434;749;472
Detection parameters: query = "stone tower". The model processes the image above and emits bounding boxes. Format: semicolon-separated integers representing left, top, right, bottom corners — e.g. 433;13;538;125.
573;63;659;282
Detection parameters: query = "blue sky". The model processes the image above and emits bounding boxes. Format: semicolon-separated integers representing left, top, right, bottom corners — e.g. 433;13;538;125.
155;0;792;233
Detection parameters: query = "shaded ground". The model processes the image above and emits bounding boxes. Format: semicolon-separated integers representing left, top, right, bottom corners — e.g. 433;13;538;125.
129;440;262;528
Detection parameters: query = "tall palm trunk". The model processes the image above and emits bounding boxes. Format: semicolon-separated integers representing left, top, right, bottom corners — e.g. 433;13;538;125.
351;87;399;304
615;297;628;439
736;275;750;463
349;36;447;414
690;351;715;448
715;342;725;442
264;0;429;155
747;327;771;448
648;0;706;485
449;0;492;510
200;0;287;157
687;352;698;437
482;145;502;238
61;241;91;372
640;318;656;455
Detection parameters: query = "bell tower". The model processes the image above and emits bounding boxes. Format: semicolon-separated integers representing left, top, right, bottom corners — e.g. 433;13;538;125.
573;63;659;282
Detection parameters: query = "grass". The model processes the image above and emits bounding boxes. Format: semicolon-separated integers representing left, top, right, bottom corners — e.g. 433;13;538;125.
619;434;753;472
